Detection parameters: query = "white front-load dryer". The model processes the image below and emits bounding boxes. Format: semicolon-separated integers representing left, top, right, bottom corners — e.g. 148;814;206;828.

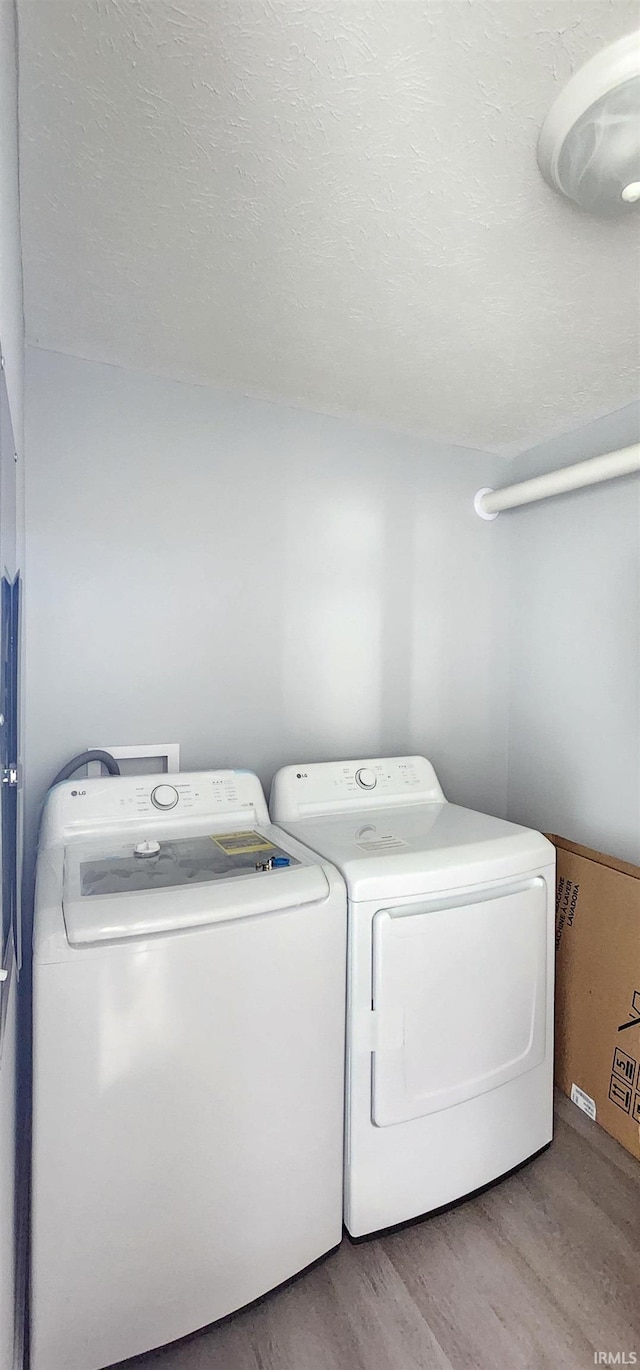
31;770;347;1370
271;756;555;1238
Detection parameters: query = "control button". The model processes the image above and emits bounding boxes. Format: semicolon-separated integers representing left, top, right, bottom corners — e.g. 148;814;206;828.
134;840;161;858
151;784;179;810
355;768;377;789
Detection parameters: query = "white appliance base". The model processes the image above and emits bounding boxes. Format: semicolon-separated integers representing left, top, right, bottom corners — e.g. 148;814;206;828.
345;1063;554;1238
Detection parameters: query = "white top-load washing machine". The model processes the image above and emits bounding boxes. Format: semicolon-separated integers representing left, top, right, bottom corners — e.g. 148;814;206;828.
31;769;347;1370
271;756;555;1238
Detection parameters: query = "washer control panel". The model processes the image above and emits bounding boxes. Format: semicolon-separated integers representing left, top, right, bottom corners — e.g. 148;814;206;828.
271;756;446;820
42;770;271;843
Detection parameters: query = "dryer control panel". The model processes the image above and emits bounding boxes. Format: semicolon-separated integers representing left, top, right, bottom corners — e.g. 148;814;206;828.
40;770;270;845
271;756;446;820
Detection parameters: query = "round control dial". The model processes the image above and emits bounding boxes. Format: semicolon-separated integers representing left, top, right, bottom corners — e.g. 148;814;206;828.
355;768;377;789
151;784;179;810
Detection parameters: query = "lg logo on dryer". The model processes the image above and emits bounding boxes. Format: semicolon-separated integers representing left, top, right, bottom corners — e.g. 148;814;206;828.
296;773;308;780
70;790;87;797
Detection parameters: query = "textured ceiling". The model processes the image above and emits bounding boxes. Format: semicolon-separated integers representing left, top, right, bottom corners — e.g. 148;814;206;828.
17;0;640;454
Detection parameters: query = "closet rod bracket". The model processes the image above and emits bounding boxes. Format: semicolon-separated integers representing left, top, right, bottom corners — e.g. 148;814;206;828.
474;488;499;520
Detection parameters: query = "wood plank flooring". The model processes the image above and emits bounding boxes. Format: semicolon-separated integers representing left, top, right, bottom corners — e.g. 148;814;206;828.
115;1094;640;1370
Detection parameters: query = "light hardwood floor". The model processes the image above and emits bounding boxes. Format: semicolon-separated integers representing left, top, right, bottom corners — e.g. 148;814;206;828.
114;1094;640;1370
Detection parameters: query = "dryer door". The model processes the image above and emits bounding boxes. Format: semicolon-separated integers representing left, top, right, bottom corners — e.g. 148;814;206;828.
371;878;548;1127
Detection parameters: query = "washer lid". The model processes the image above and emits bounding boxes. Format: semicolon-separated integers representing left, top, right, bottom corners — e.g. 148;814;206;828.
62;828;329;945
279;803;553;901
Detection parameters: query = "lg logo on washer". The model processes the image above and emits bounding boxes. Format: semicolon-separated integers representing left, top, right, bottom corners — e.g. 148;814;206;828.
296;773;308;780
70;790;87;797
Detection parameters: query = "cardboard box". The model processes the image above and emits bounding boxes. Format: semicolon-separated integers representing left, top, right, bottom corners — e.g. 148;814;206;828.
550;835;640;1162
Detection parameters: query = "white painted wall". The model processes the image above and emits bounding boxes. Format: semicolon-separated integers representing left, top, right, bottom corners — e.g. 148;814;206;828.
0;6;22;1369
506;402;640;864
24;348;640;873
24;347;508;859
0;0;23;455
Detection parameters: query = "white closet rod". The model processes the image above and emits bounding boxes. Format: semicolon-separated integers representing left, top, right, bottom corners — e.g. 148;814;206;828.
474;443;640;519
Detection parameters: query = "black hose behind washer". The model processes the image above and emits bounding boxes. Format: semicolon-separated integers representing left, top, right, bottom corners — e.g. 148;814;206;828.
50;750;121;787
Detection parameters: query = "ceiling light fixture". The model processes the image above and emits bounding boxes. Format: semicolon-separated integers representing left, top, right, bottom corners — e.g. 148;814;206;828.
537;31;640;216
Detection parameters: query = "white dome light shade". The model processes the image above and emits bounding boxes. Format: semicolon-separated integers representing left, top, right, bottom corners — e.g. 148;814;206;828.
538;32;640;216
